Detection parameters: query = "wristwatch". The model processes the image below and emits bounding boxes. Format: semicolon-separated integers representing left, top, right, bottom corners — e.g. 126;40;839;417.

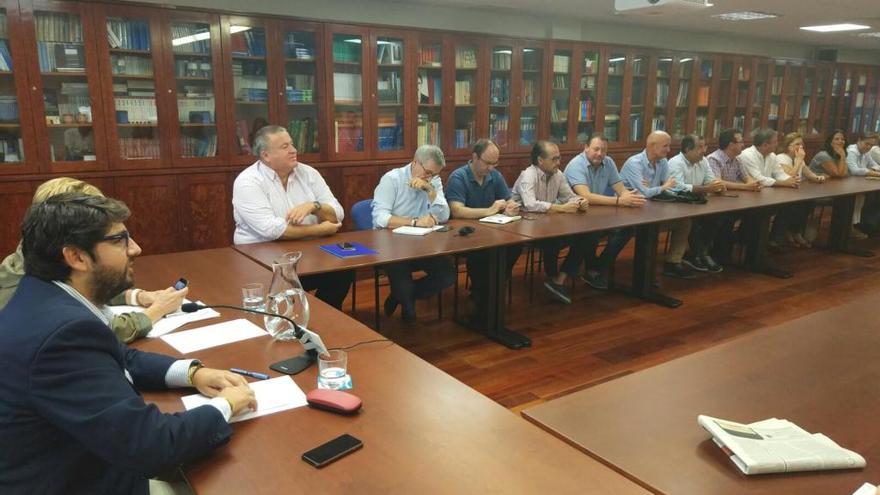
411;217;418;227
313;201;321;211
187;360;204;386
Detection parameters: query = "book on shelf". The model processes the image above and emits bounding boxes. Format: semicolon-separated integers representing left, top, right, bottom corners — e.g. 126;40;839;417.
629;113;643;141
332;38;360;63
455;47;477;69
0;95;19;122
655;80;669;107
490;76;510;105
377;117;403;151
52;43;85;72
115;97;158;124
334;116;363;153
111;54;154;76
454;124;474;149
695;115;707;136
578;96;594;122
418;70;442;105
287;117;318;153
106;19;151;51
118;136;160;159
522;79;538;105
235;120;252;153
417;113;440;146
171;23;211;54
36;12;84;44
519;116;537;145
553;74;568;90
550;98;568;123
651;116;665;132
377;71;402;104
676;81;690;106
0;40;13;72
489;113;509;144
283;32;314;59
552;54;570;73
699;415;865;475
419;45;441;67
377;41;403;65
230;29;266;57
491;51;511;70
181;134;217;158
696;85;710;107
333;72;362;103
455;78;473;105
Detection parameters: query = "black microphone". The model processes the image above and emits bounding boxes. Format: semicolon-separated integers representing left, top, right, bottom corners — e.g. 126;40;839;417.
181;302;304;339
182;302;325;375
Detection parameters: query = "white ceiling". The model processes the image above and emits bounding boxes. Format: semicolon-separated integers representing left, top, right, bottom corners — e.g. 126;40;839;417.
393;0;880;52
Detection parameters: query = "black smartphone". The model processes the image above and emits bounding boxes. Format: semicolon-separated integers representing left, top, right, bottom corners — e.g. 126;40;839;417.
173;278;188;290
337;242;356;251
302;434;363;468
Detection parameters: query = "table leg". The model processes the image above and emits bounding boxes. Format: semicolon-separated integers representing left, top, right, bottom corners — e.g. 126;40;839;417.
743;208;793;279
829;195;874;258
632;223;682;308
480;246;532;349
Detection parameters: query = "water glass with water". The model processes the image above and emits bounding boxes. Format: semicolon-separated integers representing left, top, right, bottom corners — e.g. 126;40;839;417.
318;350;348;390
241;283;265;312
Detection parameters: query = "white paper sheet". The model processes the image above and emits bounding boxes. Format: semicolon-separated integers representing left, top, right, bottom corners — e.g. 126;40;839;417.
160;318;267;354
391;225;443;236
852;483;877;495
181;376;307;423
107;299;221;337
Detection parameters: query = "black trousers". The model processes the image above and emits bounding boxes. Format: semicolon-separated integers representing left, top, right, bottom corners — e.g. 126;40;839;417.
689;215;723;257
541;235;588;278
465;245;523;312
384;257;456;314
301;270;354;310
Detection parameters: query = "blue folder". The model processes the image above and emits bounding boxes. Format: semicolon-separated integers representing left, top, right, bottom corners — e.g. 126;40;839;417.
319;242;377;259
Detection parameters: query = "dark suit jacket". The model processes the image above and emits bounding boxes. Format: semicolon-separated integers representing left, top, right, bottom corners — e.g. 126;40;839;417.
0;276;232;495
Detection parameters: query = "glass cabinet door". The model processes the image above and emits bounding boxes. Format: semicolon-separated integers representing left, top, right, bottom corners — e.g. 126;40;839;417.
672;56;693;140
518;45;542;146
100;8;164;168
695;58;713;138
374;34;405;154
577;49;599;143
715;60;733;136
330;30;365;156
768;62;784;131
0;5;32;171
873;77;880;132
549;48;571;144
629;53;647;142
798;67;814;135
852;72;867;133
488;44;511;148
864;74;878;134
604;52;625;142
782;65;800;133
653;56;671;134
811;68;829;136
417;37;441;147
32;6;104;167
226;19;269;158
750;63;768;133
452;39;478;151
733;60;749;133
168;14;222;163
827;69;841;133
281;27;319;156
838;70;852;132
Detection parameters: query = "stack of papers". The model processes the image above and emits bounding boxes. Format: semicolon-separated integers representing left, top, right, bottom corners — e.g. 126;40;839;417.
107;299;220;337
479;214;521;224
181;376;307;422
161;319;268;354
392;225;444;236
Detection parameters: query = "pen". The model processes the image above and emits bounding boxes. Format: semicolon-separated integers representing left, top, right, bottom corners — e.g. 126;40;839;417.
230;368;269;380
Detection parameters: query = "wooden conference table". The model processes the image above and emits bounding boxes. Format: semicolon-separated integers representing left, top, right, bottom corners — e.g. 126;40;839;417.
522;292;880;495
133;248;649;495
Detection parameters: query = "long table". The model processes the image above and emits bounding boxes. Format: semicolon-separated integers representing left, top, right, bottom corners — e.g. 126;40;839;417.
522;292;880;495
133;248;649;494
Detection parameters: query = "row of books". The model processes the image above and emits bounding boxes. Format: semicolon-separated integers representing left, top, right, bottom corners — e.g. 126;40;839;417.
283;33;314;59
578;96;595;122
377;41;403;65
491;51;511;71
106;19;151;51
418;72;442;105
111;55;154;76
454;125;474;149
519;116;536;145
651;116;666;132
455;79;473;105
455;47;477;69
287;117;318;153
38;43;85;73
580;74;597;91
553;74;568;90
489;113;509;145
377;71;402;104
230;29;266;57
174;59;213;78
629;113;643;141
333;72;362;102
489;76;510;105
0;95;18;122
115;98;158;124
332;38;360;64
334;117;363;153
181;134;217;157
36;12;83;43
118;136;160;159
234;76;268;102
0;41;13;72
171;24;210;55
549;98;569;123
287;74;314;91
287;89;313;103
377;120;403;151
417;114;440;146
522;79;539;105
771;76;784;96
177;97;215;123
419;45;441;67
553;54;570;74
522;52;541;72
0;137;23;162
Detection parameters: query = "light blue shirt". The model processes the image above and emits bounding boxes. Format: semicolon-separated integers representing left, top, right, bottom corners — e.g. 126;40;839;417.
563;152;621;197
372;163;450;228
620;150;673;198
667;152;715;192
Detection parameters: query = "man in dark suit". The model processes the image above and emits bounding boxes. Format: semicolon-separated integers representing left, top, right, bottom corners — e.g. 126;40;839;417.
0;193;257;495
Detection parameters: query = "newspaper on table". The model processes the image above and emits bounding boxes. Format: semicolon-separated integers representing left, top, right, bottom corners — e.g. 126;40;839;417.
698;415;866;475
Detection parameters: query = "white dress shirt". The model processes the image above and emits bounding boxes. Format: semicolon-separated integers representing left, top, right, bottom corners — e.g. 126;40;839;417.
667;152;716;192
737;145;790;187
233;160;344;245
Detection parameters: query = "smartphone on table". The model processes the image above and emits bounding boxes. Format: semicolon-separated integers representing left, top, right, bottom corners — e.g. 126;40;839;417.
302;433;363;468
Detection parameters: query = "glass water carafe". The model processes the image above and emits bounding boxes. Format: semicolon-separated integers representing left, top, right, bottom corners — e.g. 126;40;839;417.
265;251;310;341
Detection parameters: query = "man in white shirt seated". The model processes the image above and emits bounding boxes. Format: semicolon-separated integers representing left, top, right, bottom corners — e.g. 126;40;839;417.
232;125;353;309
737;128;799;189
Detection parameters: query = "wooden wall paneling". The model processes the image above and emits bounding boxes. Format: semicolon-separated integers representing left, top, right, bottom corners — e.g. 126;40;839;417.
160;10;227;168
0;0;40;176
112;174;181;254
339;164;379;231
0;180;37;255
177;171;233;250
23;0;110;174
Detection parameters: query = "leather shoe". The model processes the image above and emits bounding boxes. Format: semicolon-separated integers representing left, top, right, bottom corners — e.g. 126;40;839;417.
383;295;399;317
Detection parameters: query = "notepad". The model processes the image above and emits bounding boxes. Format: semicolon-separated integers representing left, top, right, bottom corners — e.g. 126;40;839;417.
392;225;444;236
161;318;268;354
479;214;522;224
107;300;221;337
181;376;307;422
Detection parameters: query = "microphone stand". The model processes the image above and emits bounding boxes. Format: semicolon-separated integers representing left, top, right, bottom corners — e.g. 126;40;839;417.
182;303;327;375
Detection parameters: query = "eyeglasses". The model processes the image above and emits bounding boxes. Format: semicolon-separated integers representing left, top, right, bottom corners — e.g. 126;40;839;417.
416;161;440;179
477;156;499;166
101;230;130;249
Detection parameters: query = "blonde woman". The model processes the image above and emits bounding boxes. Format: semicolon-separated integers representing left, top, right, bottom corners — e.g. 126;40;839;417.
772;133;825;247
0;177;187;342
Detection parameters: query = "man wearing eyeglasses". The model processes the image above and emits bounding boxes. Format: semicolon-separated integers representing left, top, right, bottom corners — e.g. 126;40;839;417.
446;138;522;330
372;144;455;322
0;193;256;494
